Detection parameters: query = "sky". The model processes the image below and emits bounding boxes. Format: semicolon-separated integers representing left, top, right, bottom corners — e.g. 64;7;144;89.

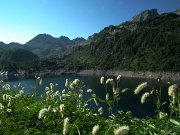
0;0;180;44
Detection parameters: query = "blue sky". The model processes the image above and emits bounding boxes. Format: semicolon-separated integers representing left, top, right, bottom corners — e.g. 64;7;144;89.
0;0;180;44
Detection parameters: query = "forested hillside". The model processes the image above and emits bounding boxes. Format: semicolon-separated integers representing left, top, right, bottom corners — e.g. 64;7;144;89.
64;13;180;71
0;13;180;73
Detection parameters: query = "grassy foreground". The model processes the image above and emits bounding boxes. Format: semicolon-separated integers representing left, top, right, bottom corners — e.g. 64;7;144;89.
0;76;180;135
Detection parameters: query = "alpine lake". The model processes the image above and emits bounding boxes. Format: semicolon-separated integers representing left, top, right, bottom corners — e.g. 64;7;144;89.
0;74;179;118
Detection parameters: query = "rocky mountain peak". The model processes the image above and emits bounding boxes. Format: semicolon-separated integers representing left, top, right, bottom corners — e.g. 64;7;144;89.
173;8;180;15
131;8;159;22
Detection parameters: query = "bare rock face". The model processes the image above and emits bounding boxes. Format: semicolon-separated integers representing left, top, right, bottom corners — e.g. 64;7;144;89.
173;8;180;15
131;8;159;22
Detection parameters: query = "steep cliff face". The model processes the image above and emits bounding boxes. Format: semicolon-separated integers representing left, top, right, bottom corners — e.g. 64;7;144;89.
131;8;159;22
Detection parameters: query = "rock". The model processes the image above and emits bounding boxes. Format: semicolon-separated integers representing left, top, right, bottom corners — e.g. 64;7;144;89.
173;8;180;15
131;8;159;22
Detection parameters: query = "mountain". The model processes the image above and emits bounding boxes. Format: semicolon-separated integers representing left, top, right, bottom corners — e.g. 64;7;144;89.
0;42;23;50
24;34;86;57
131;8;159;22
61;12;180;72
7;42;23;48
25;34;62;48
72;37;86;46
0;48;38;63
173;8;180;15
0;48;39;72
1;7;180;72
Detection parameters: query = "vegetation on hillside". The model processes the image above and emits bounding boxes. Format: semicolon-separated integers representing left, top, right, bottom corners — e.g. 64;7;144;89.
66;13;180;71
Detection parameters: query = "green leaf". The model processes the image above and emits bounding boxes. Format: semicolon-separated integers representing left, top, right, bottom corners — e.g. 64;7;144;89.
149;124;155;129
164;130;173;135
170;119;180;126
121;88;129;93
33;131;42;134
162;102;166;106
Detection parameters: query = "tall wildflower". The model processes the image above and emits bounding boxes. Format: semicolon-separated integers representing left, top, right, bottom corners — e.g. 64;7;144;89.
50;83;54;91
52;108;58;113
48;105;51;111
87;89;93;93
36;77;42;85
117;75;121;81
73;79;80;85
19;90;24;95
168;84;177;104
54;91;60;96
6;108;12;113
106;93;109;100
60;96;63;102
100;77;104;84
3;94;11;102
106;78;113;85
134;82;147;94
65;79;69;87
114;126;129;135
91;94;96;98
159;111;168;119
94;98;99;106
92;94;99;106
38;108;48;119
3;84;11;91
18;83;22;88
15;94;21;98
98;107;104;115
39;79;42;85
79;93;83;99
8;98;12;107
62;89;66;94
45;87;49;91
60;104;65;117
92;125;99;135
168;84;177;96
63;117;69;135
70;83;74;89
141;92;150;104
79;89;83;93
60;104;65;113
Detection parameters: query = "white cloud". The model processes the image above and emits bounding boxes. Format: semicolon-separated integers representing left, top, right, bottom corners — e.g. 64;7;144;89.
43;0;47;4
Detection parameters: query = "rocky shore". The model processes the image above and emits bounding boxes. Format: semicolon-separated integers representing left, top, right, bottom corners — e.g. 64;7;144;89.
1;70;180;80
77;70;180;80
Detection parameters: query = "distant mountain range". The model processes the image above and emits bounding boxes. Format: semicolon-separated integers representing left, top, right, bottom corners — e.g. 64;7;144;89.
0;7;180;63
0;34;94;57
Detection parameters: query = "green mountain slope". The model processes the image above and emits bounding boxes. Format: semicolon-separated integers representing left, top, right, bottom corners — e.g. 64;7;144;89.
24;34;86;57
0;48;39;71
0;48;38;62
63;13;180;72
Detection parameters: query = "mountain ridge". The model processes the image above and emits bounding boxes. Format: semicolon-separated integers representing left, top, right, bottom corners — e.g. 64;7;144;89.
1;7;179;46
0;8;180;72
0;7;180;59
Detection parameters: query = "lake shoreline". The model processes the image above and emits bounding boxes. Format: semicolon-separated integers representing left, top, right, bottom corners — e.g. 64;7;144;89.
77;70;180;80
1;69;180;80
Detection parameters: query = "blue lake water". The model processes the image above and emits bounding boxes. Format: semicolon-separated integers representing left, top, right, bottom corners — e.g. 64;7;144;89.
0;74;179;118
